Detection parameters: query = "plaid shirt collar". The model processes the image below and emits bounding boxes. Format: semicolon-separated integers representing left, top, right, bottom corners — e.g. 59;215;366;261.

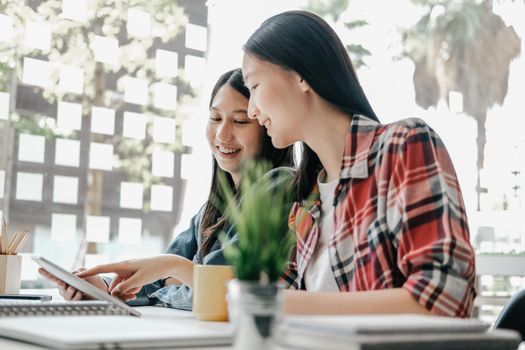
305;115;380;218
338;114;380;180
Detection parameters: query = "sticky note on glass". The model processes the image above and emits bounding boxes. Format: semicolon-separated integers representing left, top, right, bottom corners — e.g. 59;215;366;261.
52;175;78;204
55;138;80;167
118;217;142;244
16;172;43;201
150;185;173;212
86;216;110;243
51;213;77;242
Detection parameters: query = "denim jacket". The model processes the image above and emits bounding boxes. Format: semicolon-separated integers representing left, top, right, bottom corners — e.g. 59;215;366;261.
124;166;295;310
126;205;237;310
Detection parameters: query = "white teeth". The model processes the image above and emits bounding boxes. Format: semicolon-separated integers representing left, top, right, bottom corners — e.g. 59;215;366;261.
260;119;271;129
218;146;241;154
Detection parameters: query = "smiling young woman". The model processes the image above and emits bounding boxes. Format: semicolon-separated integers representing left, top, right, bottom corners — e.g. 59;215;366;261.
242;10;476;318
206;81;264;186
41;68;295;310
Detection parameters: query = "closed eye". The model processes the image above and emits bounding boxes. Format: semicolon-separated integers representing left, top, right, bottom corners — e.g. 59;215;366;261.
250;84;258;91
234;120;250;125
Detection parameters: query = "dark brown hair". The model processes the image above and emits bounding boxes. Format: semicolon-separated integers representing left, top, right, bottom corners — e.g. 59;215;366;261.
243;11;379;201
199;68;294;259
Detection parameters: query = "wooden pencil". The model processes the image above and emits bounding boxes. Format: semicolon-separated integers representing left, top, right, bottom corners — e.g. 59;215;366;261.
13;229;30;255
7;231;21;255
1;219;7;255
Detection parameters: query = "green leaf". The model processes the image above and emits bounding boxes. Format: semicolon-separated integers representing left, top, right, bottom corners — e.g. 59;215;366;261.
218;161;295;283
344;19;368;30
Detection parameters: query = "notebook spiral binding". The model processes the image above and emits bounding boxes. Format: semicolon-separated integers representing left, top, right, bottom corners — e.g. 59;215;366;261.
0;301;129;317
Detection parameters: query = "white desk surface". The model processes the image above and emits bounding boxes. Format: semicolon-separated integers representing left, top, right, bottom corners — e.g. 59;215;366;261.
2;290;524;350
0;289;231;350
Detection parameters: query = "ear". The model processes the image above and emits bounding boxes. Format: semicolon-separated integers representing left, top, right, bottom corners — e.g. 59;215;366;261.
298;75;311;93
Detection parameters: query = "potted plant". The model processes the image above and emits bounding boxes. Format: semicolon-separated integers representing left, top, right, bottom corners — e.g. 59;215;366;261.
218;161;295;350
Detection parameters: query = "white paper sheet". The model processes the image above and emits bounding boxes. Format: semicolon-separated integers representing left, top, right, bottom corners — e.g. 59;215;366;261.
120;182;144;209
127;8;151;38
184;55;206;88
151;148;174;178
152;116;176;144
86;216;110;243
57;101;83;132
59;65;84;94
122;111;148;140
91;106;115;135
153;82;177;111
185;23;207;51
0;14;13;43
62;0;88;22
150;185;173;212
92;35;118;66
0;92;9;120
16;172;43;201
52;175;78;204
123;76;148;106
118;217;142;244
18;134;45;163
156;49;178;78
24;21;51;52
51;213;77;242
55;138;80;167
89;142;113;171
22;57;53;88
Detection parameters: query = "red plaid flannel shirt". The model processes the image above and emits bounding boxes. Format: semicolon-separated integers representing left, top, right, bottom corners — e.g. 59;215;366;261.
285;116;476;317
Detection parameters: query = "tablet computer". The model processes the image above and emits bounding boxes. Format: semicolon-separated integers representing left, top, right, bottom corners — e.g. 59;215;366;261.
32;255;141;317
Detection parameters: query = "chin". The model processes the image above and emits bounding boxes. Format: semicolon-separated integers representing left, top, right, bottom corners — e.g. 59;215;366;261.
270;136;292;149
217;163;236;174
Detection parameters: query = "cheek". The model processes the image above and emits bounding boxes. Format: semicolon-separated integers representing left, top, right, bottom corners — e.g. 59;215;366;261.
205;126;215;147
242;127;264;157
252;129;265;156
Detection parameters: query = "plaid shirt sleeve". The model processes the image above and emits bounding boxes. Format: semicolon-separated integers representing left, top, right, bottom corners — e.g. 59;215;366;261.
391;121;476;317
283;117;476;318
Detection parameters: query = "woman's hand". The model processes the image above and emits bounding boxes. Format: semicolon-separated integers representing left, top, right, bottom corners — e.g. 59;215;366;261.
76;255;193;301
38;267;108;301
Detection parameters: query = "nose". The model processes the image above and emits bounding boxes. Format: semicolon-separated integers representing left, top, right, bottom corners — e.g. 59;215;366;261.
216;121;233;142
247;99;259;120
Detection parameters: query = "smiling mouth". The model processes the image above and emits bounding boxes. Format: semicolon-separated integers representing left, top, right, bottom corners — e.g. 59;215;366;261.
259;118;271;129
217;146;241;154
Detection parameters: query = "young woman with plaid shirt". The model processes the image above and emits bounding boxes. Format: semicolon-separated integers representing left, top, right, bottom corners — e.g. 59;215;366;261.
242;10;476;318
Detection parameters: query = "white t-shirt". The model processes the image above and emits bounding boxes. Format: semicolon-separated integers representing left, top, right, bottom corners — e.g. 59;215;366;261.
304;170;339;292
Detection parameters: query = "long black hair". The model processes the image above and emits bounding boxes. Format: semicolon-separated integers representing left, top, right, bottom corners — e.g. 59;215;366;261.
200;68;294;258
243;10;379;201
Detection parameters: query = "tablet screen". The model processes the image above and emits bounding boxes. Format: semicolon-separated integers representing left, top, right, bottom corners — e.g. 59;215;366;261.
32;256;141;317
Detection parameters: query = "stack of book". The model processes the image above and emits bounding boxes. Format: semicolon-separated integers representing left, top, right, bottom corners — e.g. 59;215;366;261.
277;314;521;350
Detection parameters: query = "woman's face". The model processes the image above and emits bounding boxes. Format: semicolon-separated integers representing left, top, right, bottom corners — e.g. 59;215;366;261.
242;53;306;148
206;84;264;184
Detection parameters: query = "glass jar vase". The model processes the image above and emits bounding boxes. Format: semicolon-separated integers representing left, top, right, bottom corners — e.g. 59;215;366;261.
227;279;284;350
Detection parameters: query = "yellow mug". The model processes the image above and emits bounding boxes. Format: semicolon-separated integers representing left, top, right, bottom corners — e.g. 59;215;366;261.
192;264;234;321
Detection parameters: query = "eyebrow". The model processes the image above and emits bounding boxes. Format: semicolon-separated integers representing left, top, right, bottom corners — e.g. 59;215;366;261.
210;107;248;114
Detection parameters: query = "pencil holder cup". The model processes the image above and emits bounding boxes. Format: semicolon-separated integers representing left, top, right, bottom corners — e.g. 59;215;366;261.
0;254;22;294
